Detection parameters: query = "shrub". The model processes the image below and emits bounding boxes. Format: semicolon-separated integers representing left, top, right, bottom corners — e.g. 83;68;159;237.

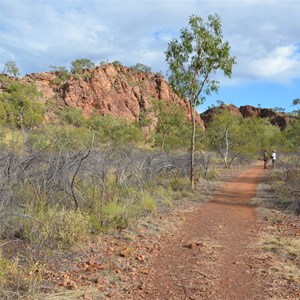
60;106;86;127
0;127;24;153
70;58;95;74
2;60;20;77
87;114;143;145
3;192;91;249
170;176;190;191
0;254;44;298
130;63;152;73
112;60;122;66
0;75;45;129
27;125;94;151
139;191;157;215
23;205;90;249
102;200;130;230
49;65;70;86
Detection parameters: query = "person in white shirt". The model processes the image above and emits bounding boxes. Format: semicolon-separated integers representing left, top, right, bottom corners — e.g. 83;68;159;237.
271;150;276;169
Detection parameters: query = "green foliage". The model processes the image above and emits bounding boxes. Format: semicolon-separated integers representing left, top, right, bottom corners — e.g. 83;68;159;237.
203;168;220;181
49;65;70;85
152;185;173;207
292;98;300;107
203;110;283;167
0;76;44;129
242;117;283;153
112;60;122;66
87;114;143;145
165;14;236;106
27;125;94;151
88;180;174;231
99;60;109;66
1;181;90;249
23;205;90;249
291;98;300;115
103;200;130;229
138;111;152;127
70;58;95;74
283;119;300;150
0;127;24;153
130;63;152;73
154;122;193;151
165;14;236;186
101;188;162;228
273;107;286;113
60;106;86;127
27;113;145;151
204;110;243;167
0;255;44;298
139;191;157;214
151;98;187;150
2;61;20;77
170;176;191;191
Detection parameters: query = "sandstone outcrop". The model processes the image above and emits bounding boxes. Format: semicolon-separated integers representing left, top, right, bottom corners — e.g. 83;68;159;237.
2;65;294;131
201;104;294;129
201;104;242;124
240;105;292;129
23;64;205;130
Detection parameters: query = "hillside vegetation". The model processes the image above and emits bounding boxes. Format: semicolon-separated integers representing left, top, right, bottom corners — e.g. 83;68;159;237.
0;60;300;298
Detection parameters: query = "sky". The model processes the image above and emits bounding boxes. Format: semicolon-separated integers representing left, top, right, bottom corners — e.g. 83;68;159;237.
1;0;300;113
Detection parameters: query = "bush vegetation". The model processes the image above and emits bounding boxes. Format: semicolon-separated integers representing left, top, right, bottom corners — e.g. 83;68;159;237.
0;59;300;298
0;75;44;129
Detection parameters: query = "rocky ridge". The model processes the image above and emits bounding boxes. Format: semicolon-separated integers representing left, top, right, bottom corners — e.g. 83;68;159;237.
1;64;295;130
200;104;294;129
22;64;205;130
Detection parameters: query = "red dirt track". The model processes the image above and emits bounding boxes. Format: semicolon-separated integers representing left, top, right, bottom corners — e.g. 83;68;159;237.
137;165;266;299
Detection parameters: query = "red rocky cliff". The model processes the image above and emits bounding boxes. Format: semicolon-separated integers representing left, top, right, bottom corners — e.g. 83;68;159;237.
24;64;205;130
201;104;294;129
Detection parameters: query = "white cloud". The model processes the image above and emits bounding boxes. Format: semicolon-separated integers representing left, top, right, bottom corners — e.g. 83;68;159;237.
250;45;300;82
0;0;300;87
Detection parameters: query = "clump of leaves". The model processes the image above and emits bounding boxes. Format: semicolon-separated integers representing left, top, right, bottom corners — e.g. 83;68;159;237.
60;106;86;127
0;75;44;129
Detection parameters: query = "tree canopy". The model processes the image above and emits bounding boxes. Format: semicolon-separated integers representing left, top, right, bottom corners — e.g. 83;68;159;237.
2;61;20;77
70;58;95;74
165;14;236;187
0;76;44;129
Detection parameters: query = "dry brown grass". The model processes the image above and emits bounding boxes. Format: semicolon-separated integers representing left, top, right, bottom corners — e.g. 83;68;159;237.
255;169;300;298
32;287;101;300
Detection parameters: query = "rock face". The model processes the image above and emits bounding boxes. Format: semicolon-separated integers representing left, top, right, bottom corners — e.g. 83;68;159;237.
201;104;294;129
3;65;293;131
240;105;292;129
201;104;242;124
23;64;205;130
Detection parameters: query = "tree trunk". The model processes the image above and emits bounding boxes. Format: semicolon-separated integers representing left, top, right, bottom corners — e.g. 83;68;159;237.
190;107;196;189
161;131;167;151
224;128;229;168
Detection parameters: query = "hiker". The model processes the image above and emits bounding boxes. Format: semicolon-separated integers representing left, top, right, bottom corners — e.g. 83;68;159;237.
263;149;269;169
271;150;276;169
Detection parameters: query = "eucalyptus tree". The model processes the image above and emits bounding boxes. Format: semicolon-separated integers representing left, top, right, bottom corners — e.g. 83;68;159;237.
0;76;44;130
205;110;244;168
70;58;95;74
165;14;236;188
152;99;186;151
2;61;20;77
205;110;283;167
283;119;300;150
292;98;300;115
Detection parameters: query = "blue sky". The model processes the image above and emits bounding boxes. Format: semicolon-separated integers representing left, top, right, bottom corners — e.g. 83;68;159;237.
1;0;300;113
